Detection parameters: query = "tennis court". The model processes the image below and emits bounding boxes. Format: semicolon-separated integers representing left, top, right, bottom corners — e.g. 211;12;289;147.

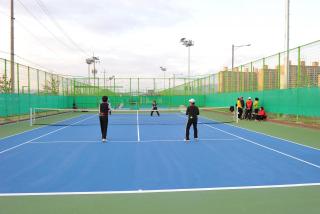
1;109;320;196
1;1;320;213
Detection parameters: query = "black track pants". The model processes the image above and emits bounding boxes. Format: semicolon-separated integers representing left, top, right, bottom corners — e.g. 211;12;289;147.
186;119;198;140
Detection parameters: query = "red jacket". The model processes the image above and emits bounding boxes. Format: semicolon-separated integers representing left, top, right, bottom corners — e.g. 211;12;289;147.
246;100;253;109
258;110;266;116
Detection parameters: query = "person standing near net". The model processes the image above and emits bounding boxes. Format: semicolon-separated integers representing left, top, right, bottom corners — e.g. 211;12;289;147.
253;97;260;119
151;100;160;116
236;97;243;119
99;96;110;143
185;98;199;142
244;97;253;120
108;101;112;115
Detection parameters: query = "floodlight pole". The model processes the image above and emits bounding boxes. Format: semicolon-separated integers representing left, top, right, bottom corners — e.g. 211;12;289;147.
93;57;96;86
10;0;15;92
188;46;191;80
86;58;93;85
88;63;90;81
103;69;106;89
231;44;251;71
160;67;167;89
90;54;99;91
180;38;194;81
164;70;165;89
108;76;115;93
172;73;183;88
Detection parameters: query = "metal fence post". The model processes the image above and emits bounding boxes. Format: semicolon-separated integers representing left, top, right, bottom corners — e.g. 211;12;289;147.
37;69;39;94
297;46;301;87
16;63;20;94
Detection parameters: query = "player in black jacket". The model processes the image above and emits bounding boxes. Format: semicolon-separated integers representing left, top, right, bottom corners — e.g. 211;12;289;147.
185;98;200;142
151;100;160;116
99;96;110;143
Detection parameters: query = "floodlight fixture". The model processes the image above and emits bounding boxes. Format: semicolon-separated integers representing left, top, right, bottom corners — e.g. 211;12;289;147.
180;38;194;81
160;66;167;72
231;43;251;71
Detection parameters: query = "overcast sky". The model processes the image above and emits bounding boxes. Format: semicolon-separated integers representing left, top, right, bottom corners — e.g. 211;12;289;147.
0;0;319;78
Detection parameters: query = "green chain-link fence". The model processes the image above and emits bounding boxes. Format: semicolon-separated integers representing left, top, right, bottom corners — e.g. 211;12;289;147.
0;40;319;124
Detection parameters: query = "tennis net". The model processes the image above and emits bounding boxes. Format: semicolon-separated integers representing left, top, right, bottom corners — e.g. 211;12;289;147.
30;107;237;126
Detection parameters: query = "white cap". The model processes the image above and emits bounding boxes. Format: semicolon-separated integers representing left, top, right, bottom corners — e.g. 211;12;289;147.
189;98;196;103
248;97;252;100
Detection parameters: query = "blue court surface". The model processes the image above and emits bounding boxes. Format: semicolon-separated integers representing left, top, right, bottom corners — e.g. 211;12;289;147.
0;112;320;195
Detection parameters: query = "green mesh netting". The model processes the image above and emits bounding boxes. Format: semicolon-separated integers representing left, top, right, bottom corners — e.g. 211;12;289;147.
0;94;73;117
205;87;320;117
1;87;319;118
74;95;206;110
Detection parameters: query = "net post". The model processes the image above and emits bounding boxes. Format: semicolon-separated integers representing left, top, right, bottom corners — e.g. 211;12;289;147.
30;108;33;126
136;109;140;143
236;105;239;124
33;108;36;124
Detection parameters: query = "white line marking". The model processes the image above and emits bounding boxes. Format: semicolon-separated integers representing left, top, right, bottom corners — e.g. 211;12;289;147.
200;115;320;152
0;115;96;155
204;124;320;169
0;114;89;142
136;110;140;142
229;122;320;151
0;183;320;197
29;140;138;144
198;138;237;141
30;140;103;144
29;138;238;144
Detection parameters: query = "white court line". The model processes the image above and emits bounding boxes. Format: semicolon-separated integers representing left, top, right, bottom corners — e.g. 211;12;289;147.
29;140;138;144
0;115;96;155
29;138;238;144
136;110;140;142
138;139;236;143
0;114;89;142
1;182;320;197
30;140;103;144
203;124;320;169
200;115;320;152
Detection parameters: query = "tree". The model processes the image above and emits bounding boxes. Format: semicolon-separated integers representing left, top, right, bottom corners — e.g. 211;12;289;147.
0;74;12;93
43;76;60;95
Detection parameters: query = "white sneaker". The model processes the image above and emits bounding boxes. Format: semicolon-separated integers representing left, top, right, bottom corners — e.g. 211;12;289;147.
102;139;106;143
184;139;190;143
194;138;199;142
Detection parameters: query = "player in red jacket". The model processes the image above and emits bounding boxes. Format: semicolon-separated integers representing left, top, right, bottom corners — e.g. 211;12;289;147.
244;97;253;119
